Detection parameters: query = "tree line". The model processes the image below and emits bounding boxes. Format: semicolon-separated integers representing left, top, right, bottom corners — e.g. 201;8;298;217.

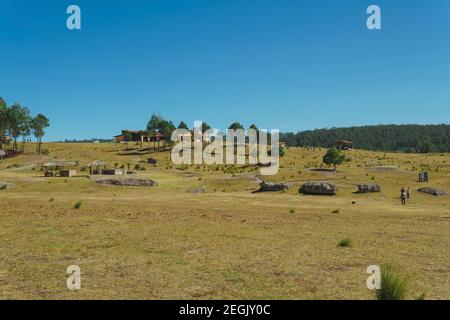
280;124;450;153
0;97;50;153
145;114;260;140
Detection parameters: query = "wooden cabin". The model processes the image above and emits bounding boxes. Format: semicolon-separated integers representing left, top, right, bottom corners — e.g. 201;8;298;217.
114;130;165;143
334;140;353;150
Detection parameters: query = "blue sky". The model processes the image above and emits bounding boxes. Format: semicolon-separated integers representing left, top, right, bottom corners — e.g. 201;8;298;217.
1;0;449;141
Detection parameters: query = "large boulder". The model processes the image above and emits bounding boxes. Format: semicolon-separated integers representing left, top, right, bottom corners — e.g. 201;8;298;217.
255;181;290;192
299;182;338;196
96;178;158;187
356;184;381;193
418;187;448;196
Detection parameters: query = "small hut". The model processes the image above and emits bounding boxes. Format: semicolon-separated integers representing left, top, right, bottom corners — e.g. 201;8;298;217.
43;161;77;177
88;160;124;175
334;140;353;150
88;160;108;175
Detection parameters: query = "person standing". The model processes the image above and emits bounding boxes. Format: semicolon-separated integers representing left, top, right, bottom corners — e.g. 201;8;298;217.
400;187;407;205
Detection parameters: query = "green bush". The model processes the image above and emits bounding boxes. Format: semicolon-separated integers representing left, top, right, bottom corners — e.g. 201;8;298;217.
74;201;82;209
337;238;352;248
375;264;409;300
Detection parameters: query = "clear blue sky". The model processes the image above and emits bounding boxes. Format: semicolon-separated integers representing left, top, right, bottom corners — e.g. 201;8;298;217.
1;0;449;141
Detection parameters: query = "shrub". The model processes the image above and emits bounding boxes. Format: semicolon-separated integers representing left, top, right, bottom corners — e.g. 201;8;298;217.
375;263;409;300
74;201;82;209
338;238;353;248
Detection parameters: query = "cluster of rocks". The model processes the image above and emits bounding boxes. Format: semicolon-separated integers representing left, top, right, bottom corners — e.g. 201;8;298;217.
96;178;158;187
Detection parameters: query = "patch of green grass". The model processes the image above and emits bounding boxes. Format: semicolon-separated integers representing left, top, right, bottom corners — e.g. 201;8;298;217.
337;238;353;248
376;263;409;300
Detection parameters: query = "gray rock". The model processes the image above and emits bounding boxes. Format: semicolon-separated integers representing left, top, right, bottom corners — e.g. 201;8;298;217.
356;184;381;193
255;181;290;192
96;178;158;187
299;182;338;196
418;187;448;196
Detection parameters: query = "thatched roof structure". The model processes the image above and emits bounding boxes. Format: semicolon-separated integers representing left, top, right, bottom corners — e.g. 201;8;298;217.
43;160;77;168
88;160;108;167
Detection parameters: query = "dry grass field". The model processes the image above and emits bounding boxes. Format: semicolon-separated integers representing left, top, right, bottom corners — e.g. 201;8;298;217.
0;142;449;299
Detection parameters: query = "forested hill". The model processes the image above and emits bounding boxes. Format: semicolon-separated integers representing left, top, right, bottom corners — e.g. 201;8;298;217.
280;124;450;153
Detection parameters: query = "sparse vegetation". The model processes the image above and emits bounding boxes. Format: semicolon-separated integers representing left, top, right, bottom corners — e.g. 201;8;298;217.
0;142;448;299
338;238;353;248
375;264;409;300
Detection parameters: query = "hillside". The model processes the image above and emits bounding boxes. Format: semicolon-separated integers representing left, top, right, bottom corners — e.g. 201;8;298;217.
281;124;450;152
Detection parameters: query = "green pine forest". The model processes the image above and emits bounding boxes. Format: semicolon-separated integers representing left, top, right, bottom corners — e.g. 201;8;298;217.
280;124;450;153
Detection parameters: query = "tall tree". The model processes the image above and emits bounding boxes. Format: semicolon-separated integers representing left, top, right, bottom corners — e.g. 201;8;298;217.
201;122;211;132
322;147;346;171
32;114;49;154
19;107;32;152
146;113;163;132
158;120;176;148
228;122;244;131
162;121;176;137
8;103;30;152
0;98;8;150
178;121;189;130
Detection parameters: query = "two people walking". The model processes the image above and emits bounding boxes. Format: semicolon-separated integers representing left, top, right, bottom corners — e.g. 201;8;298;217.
419;171;429;182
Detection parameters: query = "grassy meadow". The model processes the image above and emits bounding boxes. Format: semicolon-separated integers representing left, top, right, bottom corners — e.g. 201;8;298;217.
0;142;449;299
